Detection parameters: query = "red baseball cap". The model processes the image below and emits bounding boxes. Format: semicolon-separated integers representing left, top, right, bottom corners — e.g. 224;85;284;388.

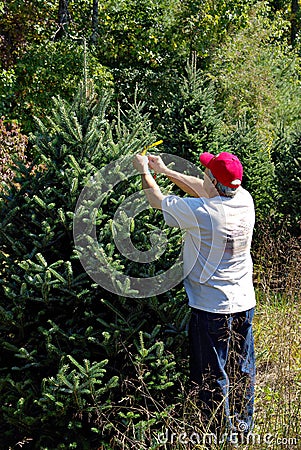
199;152;243;188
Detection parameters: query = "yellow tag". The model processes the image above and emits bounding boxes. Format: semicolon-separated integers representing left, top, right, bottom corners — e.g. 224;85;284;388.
141;139;163;155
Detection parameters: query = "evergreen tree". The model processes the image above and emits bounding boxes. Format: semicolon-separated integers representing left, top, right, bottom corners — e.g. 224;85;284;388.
271;127;301;235
158;54;224;162
0;81;189;448
220;115;277;223
156;55;276;225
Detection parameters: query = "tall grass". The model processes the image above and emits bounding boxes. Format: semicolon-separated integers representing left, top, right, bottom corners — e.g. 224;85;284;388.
251;224;301;450
253;294;300;450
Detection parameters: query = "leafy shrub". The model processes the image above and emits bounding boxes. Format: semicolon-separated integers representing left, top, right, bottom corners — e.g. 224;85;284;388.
0;39;113;132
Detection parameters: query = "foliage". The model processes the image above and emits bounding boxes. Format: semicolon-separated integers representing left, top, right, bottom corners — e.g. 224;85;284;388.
271;126;301;233
92;0;258;127
0;39;113;132
209;1;301;138
91;0;180;68
0;0;261;132
170;0;256;62
0;0;57;68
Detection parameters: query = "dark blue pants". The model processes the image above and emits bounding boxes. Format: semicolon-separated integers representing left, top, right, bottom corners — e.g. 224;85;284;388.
188;307;255;435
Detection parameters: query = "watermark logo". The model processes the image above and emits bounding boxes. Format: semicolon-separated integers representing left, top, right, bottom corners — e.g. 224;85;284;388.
155;428;299;447
73;153;226;297
237;420;249;433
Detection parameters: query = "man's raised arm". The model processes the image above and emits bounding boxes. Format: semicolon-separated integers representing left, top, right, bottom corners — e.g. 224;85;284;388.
148;155;208;198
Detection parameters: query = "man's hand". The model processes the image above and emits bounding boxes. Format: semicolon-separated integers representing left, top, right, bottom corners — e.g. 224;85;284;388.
133;154;150;174
148;155;168;175
132;154;165;209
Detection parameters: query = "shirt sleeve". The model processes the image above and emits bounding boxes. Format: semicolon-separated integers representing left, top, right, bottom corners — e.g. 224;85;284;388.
161;195;201;229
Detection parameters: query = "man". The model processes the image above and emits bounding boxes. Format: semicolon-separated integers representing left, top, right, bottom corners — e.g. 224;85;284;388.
133;151;256;440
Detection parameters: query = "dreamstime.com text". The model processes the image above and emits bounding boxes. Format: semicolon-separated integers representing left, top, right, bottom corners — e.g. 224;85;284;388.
155;429;299;446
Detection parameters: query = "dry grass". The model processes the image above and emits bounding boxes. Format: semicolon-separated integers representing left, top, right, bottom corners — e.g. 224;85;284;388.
253;294;301;449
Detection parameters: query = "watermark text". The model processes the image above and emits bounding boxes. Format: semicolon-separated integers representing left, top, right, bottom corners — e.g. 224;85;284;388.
155;428;299;446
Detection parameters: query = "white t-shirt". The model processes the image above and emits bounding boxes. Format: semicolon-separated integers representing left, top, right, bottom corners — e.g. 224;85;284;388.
161;188;256;313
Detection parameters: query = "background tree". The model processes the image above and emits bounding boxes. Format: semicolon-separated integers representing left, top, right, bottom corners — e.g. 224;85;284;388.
0;0;262;131
157;55;224;160
271;127;301;233
0;0;57;67
220;116;277;223
269;0;301;46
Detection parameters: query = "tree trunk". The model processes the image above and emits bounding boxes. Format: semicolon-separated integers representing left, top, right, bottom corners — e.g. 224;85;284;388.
91;0;99;45
54;0;70;40
291;0;299;47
